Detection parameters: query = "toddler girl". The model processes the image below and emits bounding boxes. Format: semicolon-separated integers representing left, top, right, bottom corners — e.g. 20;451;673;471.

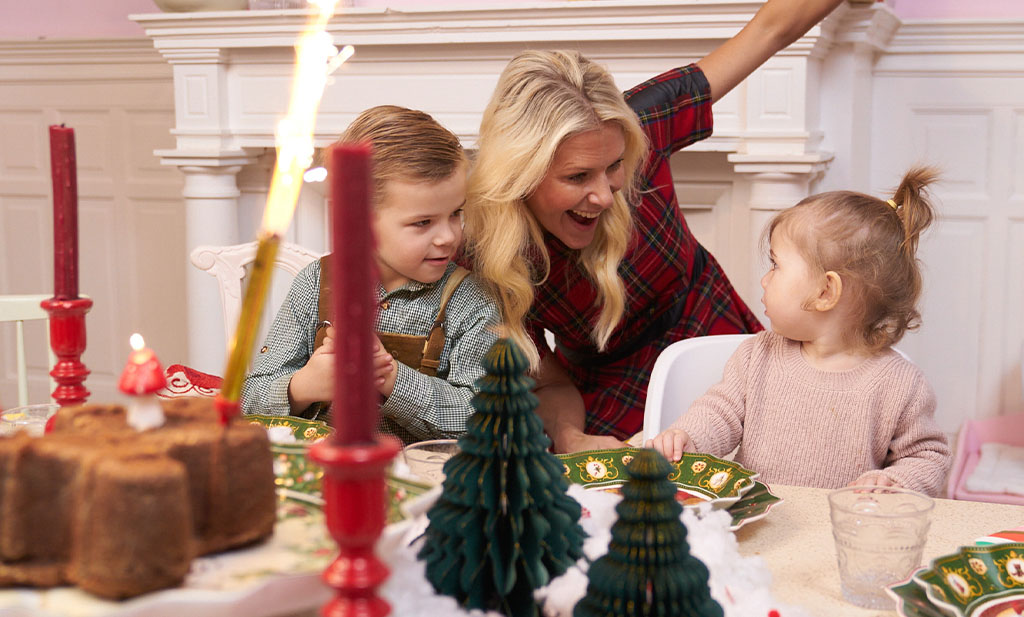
648;167;951;495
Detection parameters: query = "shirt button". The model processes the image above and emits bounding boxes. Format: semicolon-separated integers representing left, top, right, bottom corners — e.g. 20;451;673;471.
260;345;268;353
380;301;389;310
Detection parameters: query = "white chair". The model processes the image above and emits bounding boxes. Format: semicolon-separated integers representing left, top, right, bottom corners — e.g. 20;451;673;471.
642;334;754;444
642;334;914;444
0;294;55;407
190;241;324;359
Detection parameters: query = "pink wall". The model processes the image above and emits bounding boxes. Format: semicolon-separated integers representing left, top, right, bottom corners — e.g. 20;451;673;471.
0;0;1021;40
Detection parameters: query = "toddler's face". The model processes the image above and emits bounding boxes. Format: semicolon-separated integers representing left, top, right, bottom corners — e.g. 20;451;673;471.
760;228;819;340
372;162;466;292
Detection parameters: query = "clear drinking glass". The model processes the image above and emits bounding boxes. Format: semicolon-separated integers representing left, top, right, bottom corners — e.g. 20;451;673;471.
828;486;934;609
401;439;460;485
0;403;59;437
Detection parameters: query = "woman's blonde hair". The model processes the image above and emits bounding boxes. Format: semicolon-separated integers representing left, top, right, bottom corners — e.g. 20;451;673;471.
334;105;466;208
763;166;939;353
463;50;648;369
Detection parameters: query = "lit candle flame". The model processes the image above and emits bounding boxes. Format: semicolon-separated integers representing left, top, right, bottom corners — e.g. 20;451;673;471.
261;0;347;236
130;333;145;352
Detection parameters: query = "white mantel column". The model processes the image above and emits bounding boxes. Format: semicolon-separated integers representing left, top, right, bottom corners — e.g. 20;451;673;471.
157;151;258;373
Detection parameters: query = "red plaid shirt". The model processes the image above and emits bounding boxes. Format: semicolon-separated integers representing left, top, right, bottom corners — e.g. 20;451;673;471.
528;64;763;439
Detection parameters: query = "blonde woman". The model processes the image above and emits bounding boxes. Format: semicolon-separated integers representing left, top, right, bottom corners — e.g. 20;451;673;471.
464;0;843;453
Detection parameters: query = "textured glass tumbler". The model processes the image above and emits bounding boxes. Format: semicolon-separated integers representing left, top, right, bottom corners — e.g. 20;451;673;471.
829;486;934;609
0;403;59;437
401;439;460;485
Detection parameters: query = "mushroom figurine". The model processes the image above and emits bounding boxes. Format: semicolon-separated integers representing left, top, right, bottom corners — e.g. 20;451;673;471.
118;333;167;431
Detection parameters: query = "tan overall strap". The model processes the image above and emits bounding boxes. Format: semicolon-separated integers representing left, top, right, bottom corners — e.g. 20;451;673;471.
314;256;331;351
418;266;470;376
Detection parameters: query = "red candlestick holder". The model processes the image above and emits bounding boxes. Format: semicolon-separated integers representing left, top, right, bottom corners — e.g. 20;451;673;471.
40;296;92;406
307;435;400;617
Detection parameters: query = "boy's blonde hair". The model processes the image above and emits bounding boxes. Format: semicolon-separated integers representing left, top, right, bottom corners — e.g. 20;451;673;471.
764;166;939;353
463;50;649;369
336;105;466;208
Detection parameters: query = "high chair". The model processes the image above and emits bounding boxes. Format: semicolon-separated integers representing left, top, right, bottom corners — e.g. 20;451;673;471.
642;334;914;445
0;294;55;407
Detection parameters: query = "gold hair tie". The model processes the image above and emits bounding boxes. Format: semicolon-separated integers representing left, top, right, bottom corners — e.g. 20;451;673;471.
887;199;899;209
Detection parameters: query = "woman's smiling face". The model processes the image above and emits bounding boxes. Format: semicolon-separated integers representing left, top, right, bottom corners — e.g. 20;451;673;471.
525;122;626;250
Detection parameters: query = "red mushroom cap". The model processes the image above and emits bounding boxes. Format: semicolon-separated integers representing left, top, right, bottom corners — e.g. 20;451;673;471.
118;349;168;395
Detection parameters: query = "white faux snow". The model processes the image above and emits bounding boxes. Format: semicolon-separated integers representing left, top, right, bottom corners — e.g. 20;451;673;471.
379;483;811;617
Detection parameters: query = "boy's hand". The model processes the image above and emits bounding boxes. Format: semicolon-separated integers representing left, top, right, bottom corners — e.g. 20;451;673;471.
372;336;397;397
288;326;336;410
646;428;692;462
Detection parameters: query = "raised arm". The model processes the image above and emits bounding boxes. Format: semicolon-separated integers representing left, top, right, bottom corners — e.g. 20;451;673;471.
697;0;844;103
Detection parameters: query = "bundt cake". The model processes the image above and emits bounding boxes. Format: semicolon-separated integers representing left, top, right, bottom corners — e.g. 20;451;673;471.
0;396;276;599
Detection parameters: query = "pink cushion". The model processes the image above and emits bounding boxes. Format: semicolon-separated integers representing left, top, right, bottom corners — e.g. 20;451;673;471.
948;414;1024;505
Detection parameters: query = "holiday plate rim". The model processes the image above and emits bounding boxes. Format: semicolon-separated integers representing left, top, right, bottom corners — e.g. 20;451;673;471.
887;543;1024;617
555;447;759;511
245;414;429;524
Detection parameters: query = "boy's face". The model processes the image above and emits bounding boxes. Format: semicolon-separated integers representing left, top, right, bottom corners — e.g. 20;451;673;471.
372;162;466;292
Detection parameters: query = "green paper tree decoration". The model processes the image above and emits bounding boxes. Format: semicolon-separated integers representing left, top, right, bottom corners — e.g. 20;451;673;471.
573;449;723;617
418;338;586;617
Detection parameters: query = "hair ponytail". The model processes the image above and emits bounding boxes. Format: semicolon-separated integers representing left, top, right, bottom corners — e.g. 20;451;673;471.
890;166;939;257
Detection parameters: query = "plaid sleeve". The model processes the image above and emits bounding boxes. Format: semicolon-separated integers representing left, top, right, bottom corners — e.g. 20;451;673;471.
624;63;713;157
241;260;321;416
379;277;500;441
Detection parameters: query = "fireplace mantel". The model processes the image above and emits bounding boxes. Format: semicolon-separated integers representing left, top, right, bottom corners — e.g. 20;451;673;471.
133;0;897;372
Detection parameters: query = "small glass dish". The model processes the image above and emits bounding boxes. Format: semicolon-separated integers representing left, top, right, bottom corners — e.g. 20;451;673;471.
0;403;59;437
402;439;461;486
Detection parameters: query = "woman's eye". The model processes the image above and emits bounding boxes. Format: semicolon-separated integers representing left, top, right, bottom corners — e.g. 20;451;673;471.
451;208;464;220
567;172;587;183
608;159;623;172
412;219;431;228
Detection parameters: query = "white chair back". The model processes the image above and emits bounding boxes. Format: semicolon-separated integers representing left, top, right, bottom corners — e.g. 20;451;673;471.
190;241;324;361
642;333;914;444
642;334;754;443
0;294;55;407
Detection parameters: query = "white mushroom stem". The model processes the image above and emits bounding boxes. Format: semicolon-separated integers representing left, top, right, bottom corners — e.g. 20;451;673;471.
126;394;165;431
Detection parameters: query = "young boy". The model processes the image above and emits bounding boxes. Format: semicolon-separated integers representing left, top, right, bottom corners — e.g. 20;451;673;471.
241;105;499;445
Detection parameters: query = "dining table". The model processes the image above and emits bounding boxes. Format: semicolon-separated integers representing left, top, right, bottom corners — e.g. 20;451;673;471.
735;484;1024;617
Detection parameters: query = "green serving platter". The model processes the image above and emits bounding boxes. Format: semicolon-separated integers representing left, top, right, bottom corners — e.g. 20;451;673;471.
556;447;759;509
888;543;1024;617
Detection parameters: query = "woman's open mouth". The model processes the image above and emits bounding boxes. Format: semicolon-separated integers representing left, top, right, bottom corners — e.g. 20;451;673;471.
567;209;600;226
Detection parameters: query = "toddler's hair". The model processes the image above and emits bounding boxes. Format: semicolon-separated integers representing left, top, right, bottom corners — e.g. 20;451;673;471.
764;166;939;352
333;105;465;207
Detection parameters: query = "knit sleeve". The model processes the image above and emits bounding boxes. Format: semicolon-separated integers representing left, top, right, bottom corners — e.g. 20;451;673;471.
865;372;952;496
672;337;754;457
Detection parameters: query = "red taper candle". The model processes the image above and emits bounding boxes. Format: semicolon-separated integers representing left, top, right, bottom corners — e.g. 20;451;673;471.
49;125;79;300
329;142;376;445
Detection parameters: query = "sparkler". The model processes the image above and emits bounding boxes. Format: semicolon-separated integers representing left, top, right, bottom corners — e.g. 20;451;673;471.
215;0;351;421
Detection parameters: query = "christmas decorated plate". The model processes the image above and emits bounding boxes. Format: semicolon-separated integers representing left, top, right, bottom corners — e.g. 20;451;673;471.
246;414;430;524
888;543;1024;617
556;448;759;511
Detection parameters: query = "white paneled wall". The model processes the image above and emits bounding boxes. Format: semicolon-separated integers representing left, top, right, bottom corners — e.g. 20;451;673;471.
869;21;1024;432
0;40;183;405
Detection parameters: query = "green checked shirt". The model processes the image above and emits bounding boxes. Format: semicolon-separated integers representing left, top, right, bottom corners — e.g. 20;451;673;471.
241;260;500;444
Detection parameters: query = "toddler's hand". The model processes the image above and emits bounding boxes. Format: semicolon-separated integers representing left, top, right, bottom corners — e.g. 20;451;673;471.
372;336;397;397
849;472;901;489
646;428;692;462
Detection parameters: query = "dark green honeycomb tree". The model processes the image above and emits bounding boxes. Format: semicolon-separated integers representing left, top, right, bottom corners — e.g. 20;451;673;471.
418;338;586;617
573;449;723;617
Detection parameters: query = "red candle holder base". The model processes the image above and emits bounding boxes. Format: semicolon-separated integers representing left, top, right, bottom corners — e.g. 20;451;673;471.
40;296;92;407
307;435;401;617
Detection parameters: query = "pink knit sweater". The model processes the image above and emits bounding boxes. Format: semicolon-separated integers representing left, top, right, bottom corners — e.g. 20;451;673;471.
673;331;951;495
